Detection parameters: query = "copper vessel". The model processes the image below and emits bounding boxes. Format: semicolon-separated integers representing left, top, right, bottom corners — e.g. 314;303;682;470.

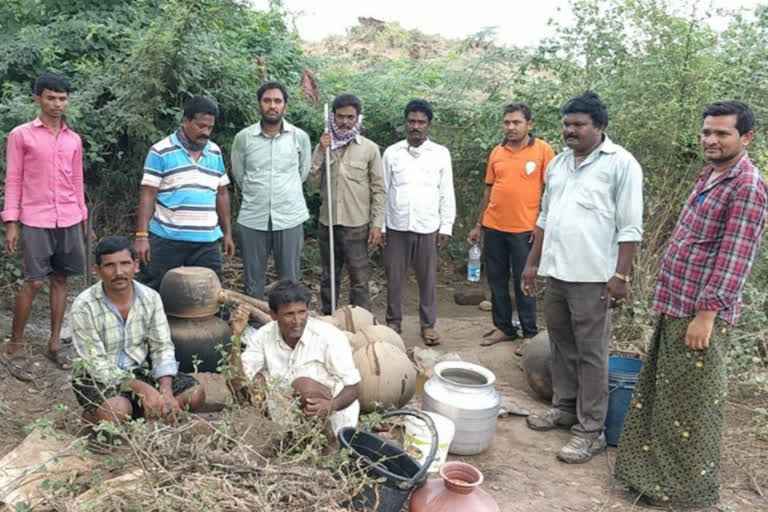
408;461;500;512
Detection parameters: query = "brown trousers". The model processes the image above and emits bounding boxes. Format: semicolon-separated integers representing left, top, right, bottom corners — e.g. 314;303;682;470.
544;278;612;437
318;224;371;315
383;229;438;330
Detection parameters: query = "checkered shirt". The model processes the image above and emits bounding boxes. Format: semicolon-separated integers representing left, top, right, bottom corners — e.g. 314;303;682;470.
653;154;768;325
71;280;178;384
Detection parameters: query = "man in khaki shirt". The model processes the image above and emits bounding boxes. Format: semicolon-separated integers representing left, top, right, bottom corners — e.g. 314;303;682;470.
309;94;386;315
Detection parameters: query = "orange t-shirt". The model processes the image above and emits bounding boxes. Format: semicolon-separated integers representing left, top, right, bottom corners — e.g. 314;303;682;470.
482;137;555;233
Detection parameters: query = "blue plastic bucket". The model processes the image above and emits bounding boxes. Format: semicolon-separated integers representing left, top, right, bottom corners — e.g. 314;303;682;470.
605;355;644;446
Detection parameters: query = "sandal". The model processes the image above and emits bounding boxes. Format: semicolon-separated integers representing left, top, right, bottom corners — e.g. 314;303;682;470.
514;337;532;357
480;328;517;347
1;352;34;381
46;346;73;370
421;328;440;346
386;322;402;334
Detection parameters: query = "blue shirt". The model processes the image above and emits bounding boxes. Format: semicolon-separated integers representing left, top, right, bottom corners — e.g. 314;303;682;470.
141;132;230;242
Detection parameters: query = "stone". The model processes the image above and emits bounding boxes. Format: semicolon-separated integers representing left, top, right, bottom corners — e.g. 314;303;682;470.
478;300;492;311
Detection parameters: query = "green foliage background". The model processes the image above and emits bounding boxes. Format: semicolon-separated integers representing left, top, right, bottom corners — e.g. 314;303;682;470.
1;0;767;375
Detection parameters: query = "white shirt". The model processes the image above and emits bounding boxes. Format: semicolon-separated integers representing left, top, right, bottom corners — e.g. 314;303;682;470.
536;136;644;282
382;139;456;235
241;317;361;434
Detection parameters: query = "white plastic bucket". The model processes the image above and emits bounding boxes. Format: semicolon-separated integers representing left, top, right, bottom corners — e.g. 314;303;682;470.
403;411;455;472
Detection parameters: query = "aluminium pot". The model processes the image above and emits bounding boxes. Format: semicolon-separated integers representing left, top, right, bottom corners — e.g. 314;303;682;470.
422;361;501;455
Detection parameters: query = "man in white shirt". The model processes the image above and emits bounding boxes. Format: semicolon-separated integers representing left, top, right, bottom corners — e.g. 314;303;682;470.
227;280;361;437
381;99;456;345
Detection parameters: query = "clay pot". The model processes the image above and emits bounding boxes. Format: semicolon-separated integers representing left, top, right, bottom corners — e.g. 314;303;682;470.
168;316;231;373
409;461;500;512
159;266;271;323
353;342;416;413
520;330;553;401
350;324;406;353
332;305;375;333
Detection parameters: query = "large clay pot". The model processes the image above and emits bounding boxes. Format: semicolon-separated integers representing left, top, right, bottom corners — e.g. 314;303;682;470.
350;324;406;353
521;330;553;401
353;342;416;413
168;316;231;373
409;461;500;512
422;361;500;455
332;305;375;333
159;266;271;323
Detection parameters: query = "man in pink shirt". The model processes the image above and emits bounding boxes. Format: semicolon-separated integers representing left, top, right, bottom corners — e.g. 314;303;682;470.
1;72;87;381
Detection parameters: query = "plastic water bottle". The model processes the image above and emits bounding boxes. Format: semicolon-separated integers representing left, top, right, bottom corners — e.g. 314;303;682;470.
467;242;481;282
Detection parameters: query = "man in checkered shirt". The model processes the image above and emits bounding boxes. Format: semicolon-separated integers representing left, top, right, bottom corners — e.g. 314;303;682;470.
615;101;768;509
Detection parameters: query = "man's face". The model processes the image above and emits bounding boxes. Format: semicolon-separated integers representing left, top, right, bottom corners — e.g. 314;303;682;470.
406;111;431;145
271;301;309;343
562;113;603;153
259;88;286;124
34;89;68;119
95;249;138;293
334;105;358;133
181;113;215;146
503;110;532;143
700;114;752;164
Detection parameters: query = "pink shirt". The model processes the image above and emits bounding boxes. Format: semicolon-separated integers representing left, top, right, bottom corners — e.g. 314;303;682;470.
1;118;87;228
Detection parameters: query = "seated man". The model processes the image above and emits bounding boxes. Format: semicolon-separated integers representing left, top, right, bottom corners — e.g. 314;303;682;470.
71;236;205;424
228;280;361;437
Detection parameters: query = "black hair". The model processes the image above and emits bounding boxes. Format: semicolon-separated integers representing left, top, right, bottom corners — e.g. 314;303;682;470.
404;99;433;121
268;280;312;312
702;100;755;135
257;81;288;103
562;90;608;128
183;95;218;120
34;72;69;96
503;102;532;121
332;93;362;115
95;236;136;265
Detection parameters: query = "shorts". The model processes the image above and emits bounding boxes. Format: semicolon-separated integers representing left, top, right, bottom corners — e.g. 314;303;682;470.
72;367;199;415
21;223;85;281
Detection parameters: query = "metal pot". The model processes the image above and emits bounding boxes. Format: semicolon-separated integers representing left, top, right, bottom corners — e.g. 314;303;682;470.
520;330;553;401
422;361;501;455
158;266;271;323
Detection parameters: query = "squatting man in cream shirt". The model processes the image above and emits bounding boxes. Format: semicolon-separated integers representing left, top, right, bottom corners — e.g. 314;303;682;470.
226;280;361;440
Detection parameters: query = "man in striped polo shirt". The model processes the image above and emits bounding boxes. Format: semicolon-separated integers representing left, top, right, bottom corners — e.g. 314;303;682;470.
135;96;234;289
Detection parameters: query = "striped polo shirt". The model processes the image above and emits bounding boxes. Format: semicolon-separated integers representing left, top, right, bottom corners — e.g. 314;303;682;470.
141;132;230;242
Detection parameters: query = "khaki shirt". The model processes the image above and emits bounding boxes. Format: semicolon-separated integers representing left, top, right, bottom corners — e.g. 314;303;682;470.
308;135;386;228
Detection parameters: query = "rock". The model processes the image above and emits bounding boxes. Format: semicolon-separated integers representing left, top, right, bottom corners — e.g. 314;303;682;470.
454;290;486;305
478;300;492;311
192;372;233;412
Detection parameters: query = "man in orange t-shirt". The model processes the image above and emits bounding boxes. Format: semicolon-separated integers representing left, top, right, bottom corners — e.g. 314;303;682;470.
467;103;555;354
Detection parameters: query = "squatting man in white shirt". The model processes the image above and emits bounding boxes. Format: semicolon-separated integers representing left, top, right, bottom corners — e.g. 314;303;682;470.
226;280;361;443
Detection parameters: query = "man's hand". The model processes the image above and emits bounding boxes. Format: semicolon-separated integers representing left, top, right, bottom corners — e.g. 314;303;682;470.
368;227;383;249
4;222;19;254
601;276;628;308
318;132;331;151
685;311;716;350
222;234;235;261
230;304;250;337
158;389;182;424
380;232;387;248
135;238;150;265
528;230;536;244
466;225;481;245
521;263;538;296
438;234;451;250
304;397;333;418
140;386;167;420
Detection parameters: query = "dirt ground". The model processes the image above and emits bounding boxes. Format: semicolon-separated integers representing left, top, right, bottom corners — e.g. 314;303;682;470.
1;267;767;511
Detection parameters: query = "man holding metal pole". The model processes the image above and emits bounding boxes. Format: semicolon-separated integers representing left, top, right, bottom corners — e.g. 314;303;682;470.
308;94;386;315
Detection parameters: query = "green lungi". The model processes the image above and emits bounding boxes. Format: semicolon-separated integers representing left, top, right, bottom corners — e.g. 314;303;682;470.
614;314;731;508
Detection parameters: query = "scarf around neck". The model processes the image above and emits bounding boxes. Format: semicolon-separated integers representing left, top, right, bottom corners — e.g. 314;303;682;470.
176;127;207;153
328;113;364;150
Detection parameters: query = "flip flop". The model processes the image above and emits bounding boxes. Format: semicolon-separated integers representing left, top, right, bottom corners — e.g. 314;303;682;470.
480;328;517;347
46;346;73;370
1;352;34;382
421;328;440;346
514;338;532;357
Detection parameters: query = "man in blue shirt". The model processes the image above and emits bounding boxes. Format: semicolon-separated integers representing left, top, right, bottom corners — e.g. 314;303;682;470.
134;96;234;289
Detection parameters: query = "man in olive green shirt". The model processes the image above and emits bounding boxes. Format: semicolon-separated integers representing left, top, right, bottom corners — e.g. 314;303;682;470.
308;94;386;314
231;82;312;299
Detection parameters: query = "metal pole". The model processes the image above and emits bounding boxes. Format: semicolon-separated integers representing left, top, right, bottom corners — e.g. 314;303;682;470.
324;104;336;312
